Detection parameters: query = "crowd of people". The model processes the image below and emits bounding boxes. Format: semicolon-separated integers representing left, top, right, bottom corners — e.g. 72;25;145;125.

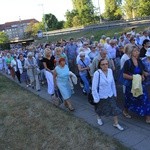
0;28;150;131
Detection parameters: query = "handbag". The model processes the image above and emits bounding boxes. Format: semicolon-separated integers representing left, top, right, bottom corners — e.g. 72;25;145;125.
88;71;100;105
36;68;41;74
118;59;131;86
52;87;63;106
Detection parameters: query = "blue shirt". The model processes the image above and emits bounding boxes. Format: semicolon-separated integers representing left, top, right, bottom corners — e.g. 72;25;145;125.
65;43;77;60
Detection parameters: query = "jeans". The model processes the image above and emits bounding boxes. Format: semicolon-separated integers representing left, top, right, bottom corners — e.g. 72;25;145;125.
80;74;90;94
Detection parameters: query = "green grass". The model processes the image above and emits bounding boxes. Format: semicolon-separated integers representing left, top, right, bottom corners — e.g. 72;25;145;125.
35;25;150;44
0;74;129;150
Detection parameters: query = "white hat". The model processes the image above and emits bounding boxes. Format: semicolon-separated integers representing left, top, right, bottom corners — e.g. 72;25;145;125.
145;48;150;57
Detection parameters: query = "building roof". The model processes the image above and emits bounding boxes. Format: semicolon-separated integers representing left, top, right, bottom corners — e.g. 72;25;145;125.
0;18;39;30
0;24;5;30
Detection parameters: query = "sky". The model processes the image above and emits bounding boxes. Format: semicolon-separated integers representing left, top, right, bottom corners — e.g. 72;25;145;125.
0;0;105;24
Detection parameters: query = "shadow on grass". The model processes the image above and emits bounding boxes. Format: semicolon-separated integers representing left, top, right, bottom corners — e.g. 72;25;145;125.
0;74;129;150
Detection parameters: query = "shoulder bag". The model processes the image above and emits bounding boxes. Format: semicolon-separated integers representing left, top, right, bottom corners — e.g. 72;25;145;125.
88;71;100;105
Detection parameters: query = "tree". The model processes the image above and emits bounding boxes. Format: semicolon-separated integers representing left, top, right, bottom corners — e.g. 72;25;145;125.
123;0;139;19
137;0;150;17
0;32;9;44
25;21;44;38
72;0;95;25
64;10;78;28
64;0;96;27
43;13;58;30
57;21;65;29
103;0;122;20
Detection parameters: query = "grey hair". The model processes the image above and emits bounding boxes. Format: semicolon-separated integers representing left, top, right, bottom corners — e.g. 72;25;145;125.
124;44;133;55
27;52;33;57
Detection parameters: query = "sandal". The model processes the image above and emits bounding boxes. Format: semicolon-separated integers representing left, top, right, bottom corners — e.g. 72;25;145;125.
146;120;150;124
113;124;124;131
68;105;75;111
123;111;131;119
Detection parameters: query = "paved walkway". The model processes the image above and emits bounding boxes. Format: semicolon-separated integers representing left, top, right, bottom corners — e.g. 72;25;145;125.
1;72;150;150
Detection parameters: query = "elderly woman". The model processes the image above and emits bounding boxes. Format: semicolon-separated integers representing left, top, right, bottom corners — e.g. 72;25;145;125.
24;52;40;91
54;58;74;111
92;59;124;130
19;54;29;87
54;47;68;66
6;53;14;76
11;55;23;83
42;48;55;96
88;44;98;62
77;52;91;95
123;46;150;123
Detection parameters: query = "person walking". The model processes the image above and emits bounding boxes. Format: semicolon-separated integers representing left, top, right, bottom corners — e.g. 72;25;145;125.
123;46;150;123
24;52;40;91
53;57;75;111
42;48;55;96
92;59;124;130
11;55;22;83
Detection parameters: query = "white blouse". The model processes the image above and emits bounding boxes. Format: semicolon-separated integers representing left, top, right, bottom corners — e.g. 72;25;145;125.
92;68;117;103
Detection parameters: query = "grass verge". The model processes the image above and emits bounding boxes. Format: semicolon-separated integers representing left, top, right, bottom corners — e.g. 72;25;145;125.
0;74;129;150
36;25;150;43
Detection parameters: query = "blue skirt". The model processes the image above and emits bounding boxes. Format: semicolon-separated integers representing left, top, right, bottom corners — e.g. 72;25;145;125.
125;84;150;116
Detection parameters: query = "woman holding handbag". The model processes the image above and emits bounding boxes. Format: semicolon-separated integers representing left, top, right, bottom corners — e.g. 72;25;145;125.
92;59;124;131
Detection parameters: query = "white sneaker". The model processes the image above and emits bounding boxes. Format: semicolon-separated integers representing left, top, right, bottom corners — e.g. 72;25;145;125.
97;119;103;126
113;124;124;131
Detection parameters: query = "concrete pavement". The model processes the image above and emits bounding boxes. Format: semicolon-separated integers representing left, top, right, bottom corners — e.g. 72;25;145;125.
1;72;150;150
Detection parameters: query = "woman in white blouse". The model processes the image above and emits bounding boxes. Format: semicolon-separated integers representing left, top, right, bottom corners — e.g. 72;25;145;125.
92;59;124;131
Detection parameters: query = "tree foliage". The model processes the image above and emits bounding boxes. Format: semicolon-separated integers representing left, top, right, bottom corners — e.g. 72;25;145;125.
103;0;122;20
25;21;44;38
123;0;150;19
65;0;96;27
137;0;150;17
43;13;58;30
123;0;139;19
42;13;64;30
64;10;78;28
0;32;9;44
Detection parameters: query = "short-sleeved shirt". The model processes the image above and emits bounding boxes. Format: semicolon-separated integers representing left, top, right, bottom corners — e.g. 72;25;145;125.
77;58;90;76
65;43;77;60
42;56;55;70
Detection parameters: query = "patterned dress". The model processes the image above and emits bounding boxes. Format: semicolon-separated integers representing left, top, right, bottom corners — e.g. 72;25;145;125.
142;57;150;99
124;59;150;116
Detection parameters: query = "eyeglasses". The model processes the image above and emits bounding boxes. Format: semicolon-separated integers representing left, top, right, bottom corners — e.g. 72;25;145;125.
101;63;108;66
